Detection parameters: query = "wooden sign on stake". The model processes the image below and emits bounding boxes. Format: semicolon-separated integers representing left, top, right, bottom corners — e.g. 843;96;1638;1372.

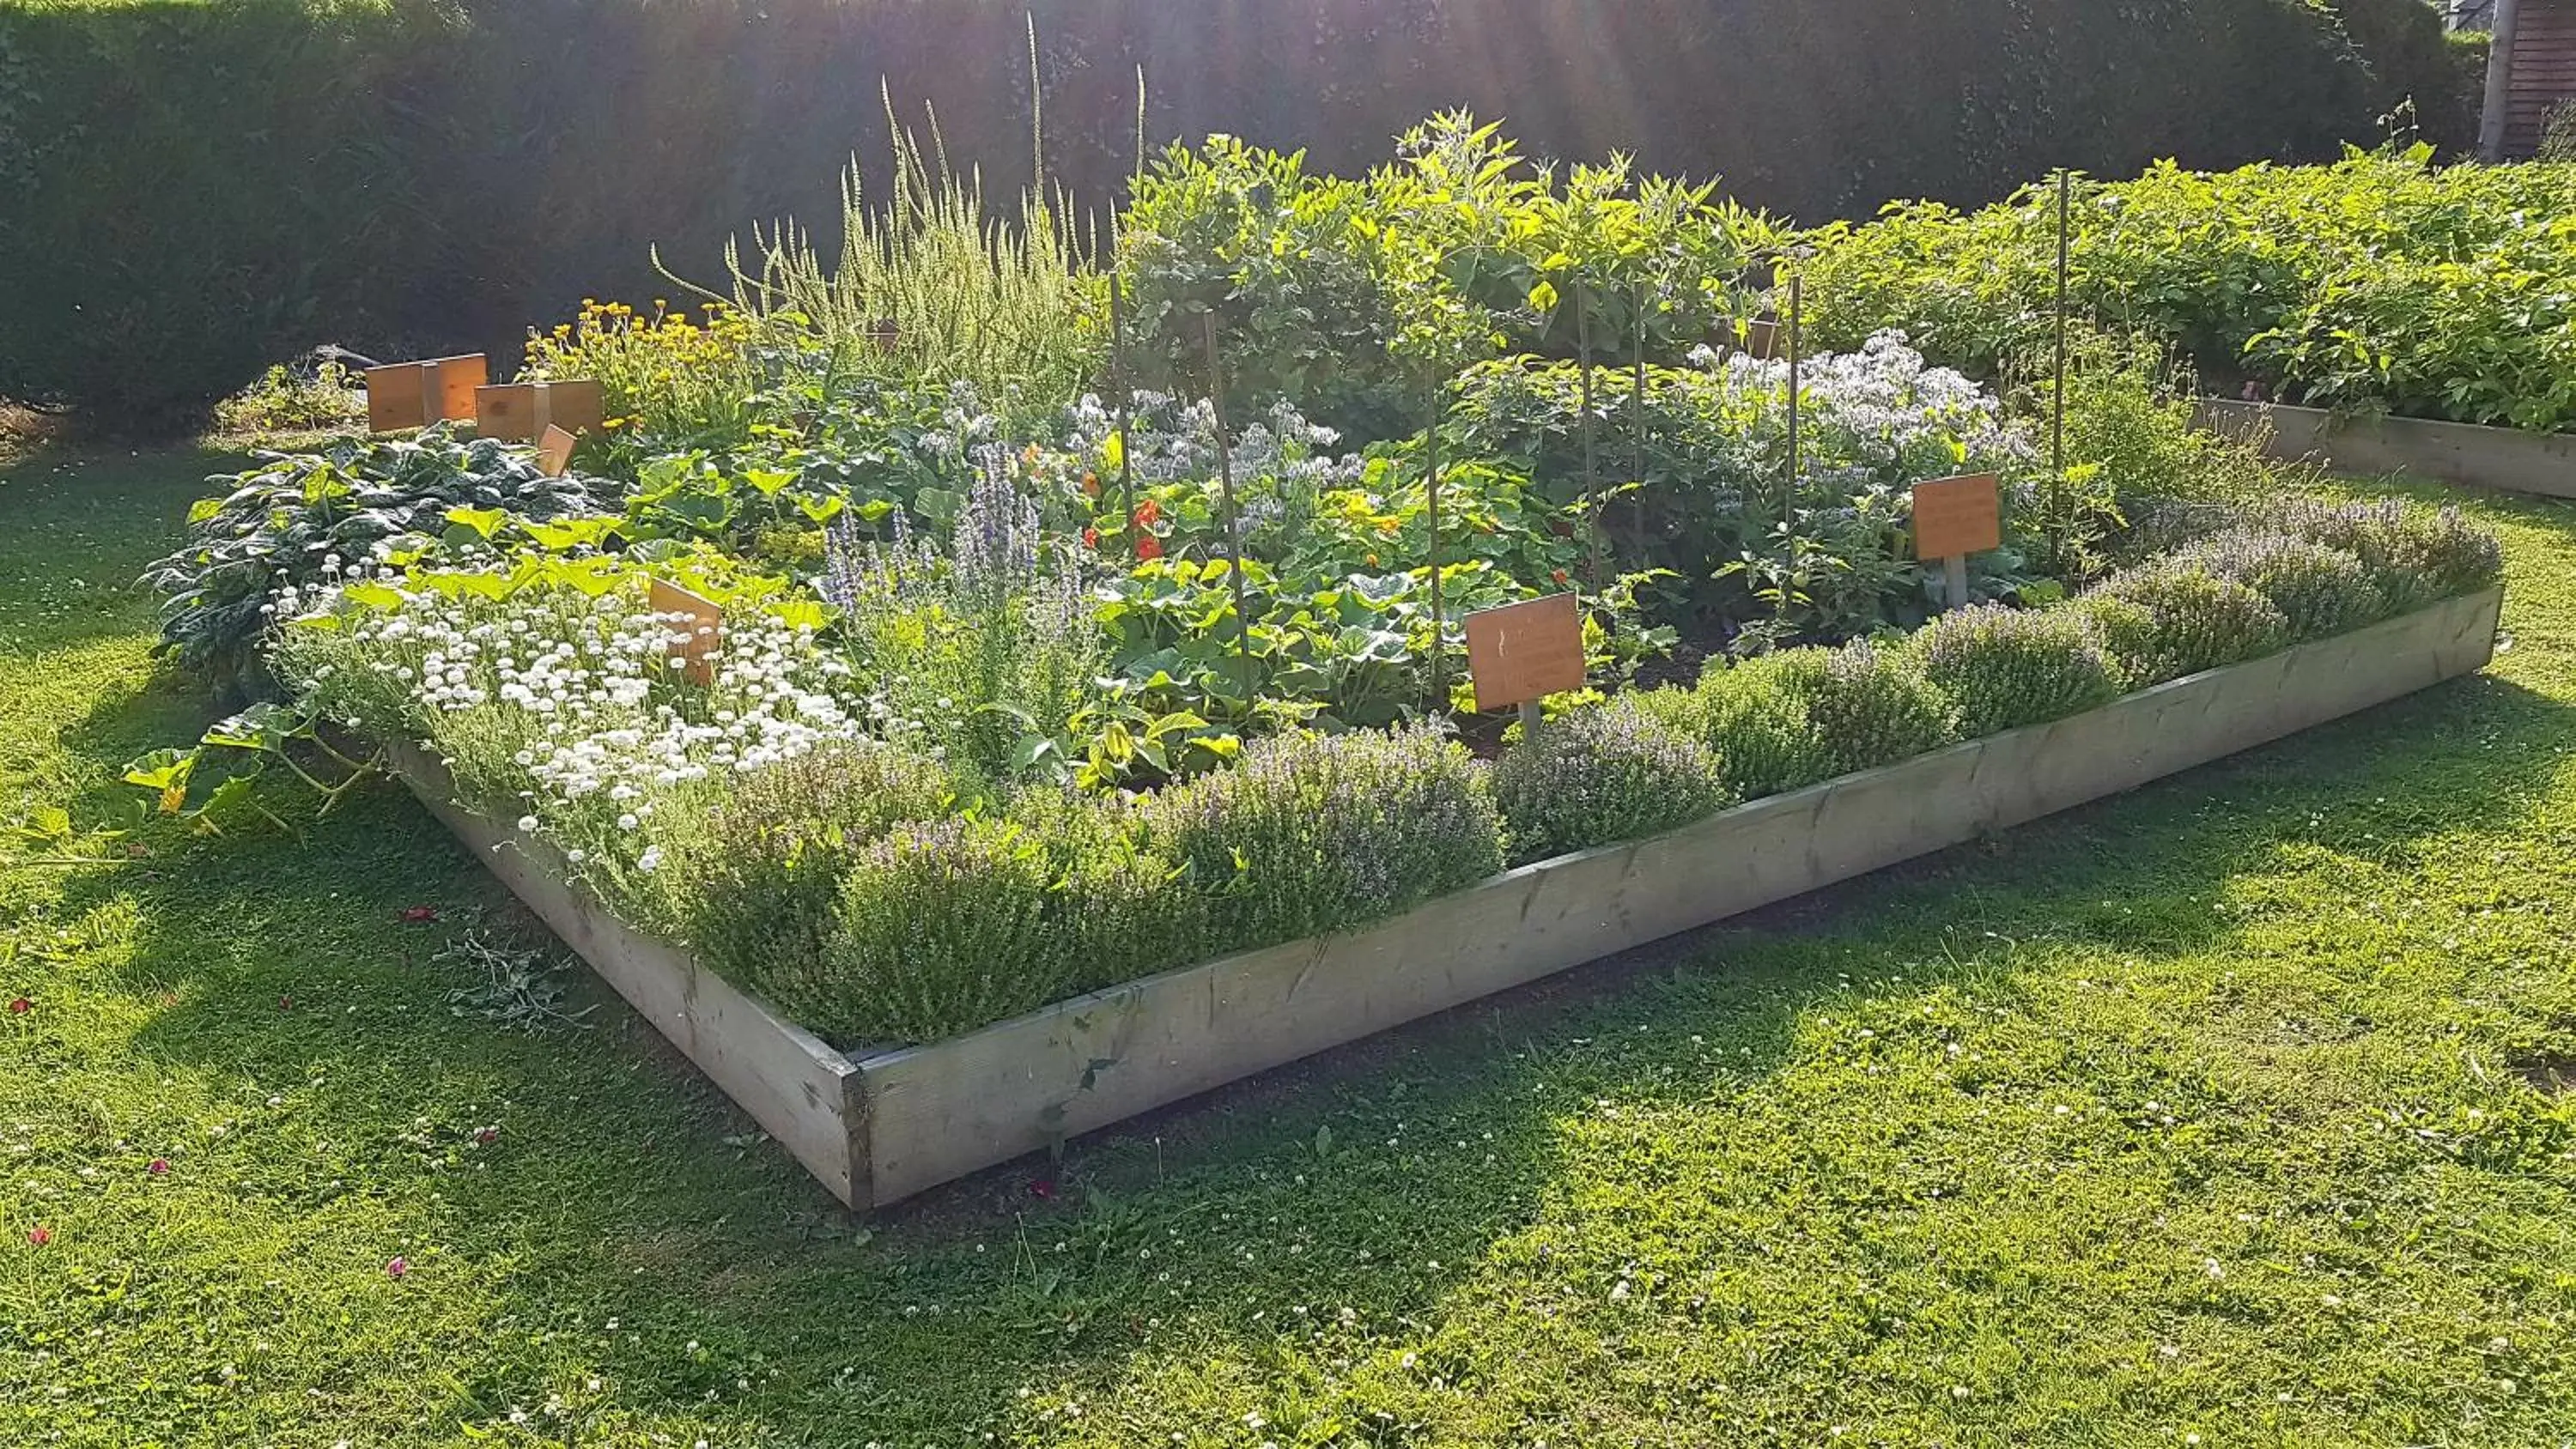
1911;472;2002;610
648;579;725;688
1466;592;1587;729
366;355;489;433
536;425;579;477
475;379;605;443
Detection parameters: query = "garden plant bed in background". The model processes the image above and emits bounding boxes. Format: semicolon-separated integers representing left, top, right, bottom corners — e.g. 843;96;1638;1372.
2196;399;2576;500
395;587;2502;1210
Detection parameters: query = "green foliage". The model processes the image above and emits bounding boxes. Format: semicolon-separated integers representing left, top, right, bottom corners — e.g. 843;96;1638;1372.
819;813;1066;1045
522;300;771;448
1795;640;1964;775
6;0;2464;420
2177;529;2391;641
1911;603;2122;737
211;357;368;437
1119;115;1773;445
1145;724;1504;955
657;741;956;1013
2078;559;2291;686
1492;697;1735;865
1800;150;2576;431
707;97;1104;409
2543;101;2576;165
831;543;1112;795
1632;658;1836;802
1997;327;2287;573
2257;495;2503;603
1449;331;2038;644
1649;640;1959;798
1117;135;1399;440
140;424;611;694
1011;786;1206;997
0;0;451;421
810;789;1195;1044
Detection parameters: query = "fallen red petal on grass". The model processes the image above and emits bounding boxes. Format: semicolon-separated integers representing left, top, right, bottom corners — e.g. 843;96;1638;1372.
398;906;440;924
473;1127;499;1146
1028;1177;1057;1200
385;1256;409;1278
146;1159;169;1175
27;1226;50;1246
6;997;27;1016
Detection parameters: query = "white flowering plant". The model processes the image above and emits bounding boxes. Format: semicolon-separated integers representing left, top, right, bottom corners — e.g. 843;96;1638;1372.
276;549;864;925
1454;330;2044;645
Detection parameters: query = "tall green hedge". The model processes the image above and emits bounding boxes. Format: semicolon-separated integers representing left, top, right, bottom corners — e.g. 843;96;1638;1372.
0;0;2474;421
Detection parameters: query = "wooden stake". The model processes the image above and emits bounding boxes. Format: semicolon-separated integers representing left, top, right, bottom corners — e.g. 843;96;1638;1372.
1425;379;1445;709
1202;312;1255;707
1576;285;1601;585
1631;279;1649;557
1110;276;1135;528
2051;168;2074;569
1785;270;1802;537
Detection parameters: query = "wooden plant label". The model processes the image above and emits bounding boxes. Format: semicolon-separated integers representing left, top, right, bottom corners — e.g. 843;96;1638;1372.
648;579;725;688
475;379;606;443
536;425;579;477
1912;473;2002;561
1912;472;2002;611
365;355;489;433
1465;592;1587;713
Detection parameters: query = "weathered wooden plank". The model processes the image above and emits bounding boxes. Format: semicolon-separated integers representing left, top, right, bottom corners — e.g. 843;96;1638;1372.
390;743;865;1203
850;589;2500;1206
2196;398;2576;499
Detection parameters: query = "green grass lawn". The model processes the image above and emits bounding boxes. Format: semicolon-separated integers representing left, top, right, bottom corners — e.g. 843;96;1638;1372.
4;446;2575;1447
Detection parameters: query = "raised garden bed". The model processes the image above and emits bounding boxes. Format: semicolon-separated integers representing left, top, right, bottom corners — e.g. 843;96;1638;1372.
394;586;2502;1209
2197;399;2576;500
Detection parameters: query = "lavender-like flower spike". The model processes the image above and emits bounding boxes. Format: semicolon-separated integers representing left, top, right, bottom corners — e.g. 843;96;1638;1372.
952;445;1042;609
822;506;939;611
